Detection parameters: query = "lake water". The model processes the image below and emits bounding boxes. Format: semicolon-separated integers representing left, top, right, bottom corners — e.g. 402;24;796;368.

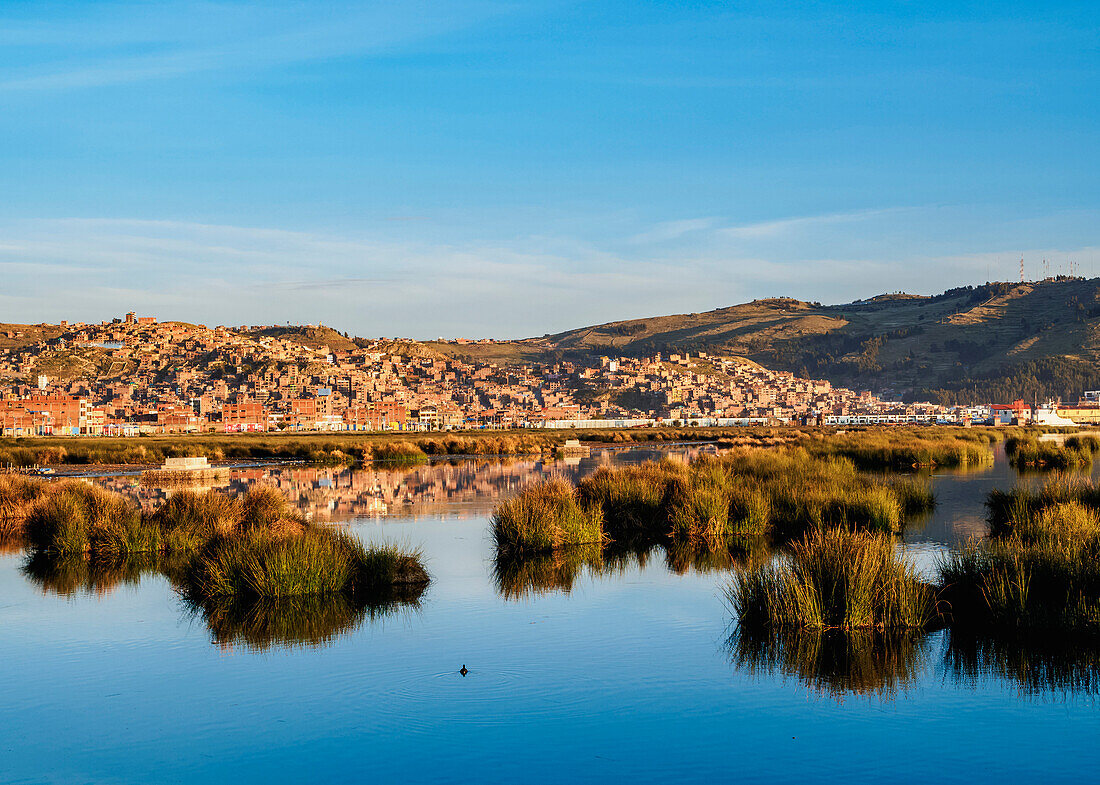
3;445;1099;784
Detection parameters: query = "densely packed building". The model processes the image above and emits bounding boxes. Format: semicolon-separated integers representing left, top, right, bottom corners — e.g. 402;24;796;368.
0;315;953;436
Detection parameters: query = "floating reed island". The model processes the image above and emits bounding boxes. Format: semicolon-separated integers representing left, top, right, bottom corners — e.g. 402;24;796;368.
491;447;937;555
13;479;428;601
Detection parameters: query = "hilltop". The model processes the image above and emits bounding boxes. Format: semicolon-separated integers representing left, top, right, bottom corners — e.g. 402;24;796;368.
254;325;359;353
428;277;1100;404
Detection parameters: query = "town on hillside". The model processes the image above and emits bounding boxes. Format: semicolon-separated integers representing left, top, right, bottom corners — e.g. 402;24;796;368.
1;313;1097;437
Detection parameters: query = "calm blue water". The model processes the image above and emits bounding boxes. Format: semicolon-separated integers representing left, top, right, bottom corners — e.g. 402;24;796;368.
2;446;1099;784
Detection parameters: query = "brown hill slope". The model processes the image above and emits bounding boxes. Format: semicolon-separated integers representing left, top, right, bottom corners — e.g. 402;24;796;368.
496;278;1100;403
256;326;358;353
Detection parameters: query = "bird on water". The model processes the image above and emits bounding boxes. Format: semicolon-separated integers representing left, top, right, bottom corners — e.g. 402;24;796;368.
459;665;468;676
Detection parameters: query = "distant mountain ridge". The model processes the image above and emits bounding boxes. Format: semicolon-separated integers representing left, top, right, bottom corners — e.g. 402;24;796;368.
429;277;1100;404
6;277;1099;405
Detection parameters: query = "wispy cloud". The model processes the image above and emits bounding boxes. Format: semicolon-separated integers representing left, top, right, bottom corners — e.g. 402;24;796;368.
627;217;719;245
718;208;905;240
0;2;508;91
2;209;1097;337
260;278;393;292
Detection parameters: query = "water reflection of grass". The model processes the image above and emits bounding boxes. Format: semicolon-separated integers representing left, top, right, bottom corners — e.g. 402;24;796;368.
728;623;1100;701
492;543;605;599
946;630;1100;697
492;538;767;598
728;626;931;700
184;587;425;651
664;537;768;576
19;547;425;648
21;551;162;597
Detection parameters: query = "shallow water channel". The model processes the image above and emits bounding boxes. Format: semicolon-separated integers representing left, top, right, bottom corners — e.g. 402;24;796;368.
2;444;1099;783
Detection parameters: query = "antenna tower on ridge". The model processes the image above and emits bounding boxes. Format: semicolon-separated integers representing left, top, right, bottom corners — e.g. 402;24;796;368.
1019;258;1024;282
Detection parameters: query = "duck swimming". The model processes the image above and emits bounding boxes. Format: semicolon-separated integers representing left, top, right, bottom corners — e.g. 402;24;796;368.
459;665;468;676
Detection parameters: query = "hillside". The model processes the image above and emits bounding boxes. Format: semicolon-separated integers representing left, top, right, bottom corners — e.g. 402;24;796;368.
4;277;1098;405
476;277;1100;404
255;325;358;353
0;323;65;352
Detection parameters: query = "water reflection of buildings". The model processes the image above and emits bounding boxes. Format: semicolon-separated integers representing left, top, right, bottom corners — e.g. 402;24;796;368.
92;446;717;522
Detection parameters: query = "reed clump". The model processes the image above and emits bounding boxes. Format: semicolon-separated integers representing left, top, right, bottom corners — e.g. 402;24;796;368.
184;529;428;600
0;474;50;534
497;448;933;558
576;463;673;542
986;476;1100;533
938;536;1100;634
937;475;1100;634
720;450;908;534
18;479;431;600
729;529;937;631
149;489;242;551
370;441;429;463
807;429;993;470
665;457;737;548
491;477;605;553
24;485;308;558
885;476;936;517
24;481;148;556
1004;435;1096;470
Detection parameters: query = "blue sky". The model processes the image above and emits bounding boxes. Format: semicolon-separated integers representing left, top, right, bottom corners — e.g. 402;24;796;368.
1;1;1098;337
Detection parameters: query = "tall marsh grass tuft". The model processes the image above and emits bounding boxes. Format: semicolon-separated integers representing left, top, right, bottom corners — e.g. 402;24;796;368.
184;528;428;600
24;481;147;556
577;463;672;542
938;534;1100;634
1004;435;1096;470
0;474;50;532
491;478;605;553
729;529;936;631
494;446;936;559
